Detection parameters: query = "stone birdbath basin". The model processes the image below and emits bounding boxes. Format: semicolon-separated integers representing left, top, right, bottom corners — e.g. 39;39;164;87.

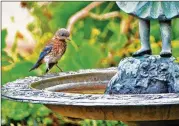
2;67;179;126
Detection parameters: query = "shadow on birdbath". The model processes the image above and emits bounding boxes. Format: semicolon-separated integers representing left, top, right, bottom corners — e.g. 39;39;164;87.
2;2;179;126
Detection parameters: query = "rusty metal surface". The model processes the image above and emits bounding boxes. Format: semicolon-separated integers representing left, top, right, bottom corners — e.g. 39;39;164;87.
46;104;179;121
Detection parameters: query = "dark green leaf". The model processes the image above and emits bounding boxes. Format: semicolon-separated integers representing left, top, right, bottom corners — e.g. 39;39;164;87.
2;29;7;49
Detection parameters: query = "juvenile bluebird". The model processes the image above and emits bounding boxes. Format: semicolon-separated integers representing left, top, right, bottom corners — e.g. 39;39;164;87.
29;28;70;73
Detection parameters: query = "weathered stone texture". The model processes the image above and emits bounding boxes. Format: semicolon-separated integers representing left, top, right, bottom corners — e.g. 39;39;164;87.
105;55;179;94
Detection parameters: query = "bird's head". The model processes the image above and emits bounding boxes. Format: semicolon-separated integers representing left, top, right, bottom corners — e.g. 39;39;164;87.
54;28;70;41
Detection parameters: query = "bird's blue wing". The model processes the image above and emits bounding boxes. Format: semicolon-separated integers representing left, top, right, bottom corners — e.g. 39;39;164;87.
37;45;53;63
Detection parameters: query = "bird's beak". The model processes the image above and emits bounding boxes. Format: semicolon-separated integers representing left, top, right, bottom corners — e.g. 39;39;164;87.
66;37;71;41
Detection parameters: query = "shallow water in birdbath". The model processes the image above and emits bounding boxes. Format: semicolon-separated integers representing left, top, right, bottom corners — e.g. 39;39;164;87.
48;82;106;94
31;70;115;94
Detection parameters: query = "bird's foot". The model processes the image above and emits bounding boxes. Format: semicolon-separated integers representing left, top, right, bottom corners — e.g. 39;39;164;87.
56;64;63;72
160;50;172;57
132;49;152;57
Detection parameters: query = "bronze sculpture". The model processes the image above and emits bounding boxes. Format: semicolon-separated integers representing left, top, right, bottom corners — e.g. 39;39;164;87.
105;2;179;94
116;1;179;57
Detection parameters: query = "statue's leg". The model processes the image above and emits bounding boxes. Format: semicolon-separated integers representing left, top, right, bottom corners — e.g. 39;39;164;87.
159;20;172;57
133;19;151;57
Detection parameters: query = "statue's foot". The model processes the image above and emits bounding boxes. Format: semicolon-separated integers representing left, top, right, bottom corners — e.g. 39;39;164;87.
132;49;152;57
160;51;172;57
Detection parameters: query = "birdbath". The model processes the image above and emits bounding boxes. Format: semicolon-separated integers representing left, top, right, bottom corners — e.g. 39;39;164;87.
2;67;179;126
2;1;179;126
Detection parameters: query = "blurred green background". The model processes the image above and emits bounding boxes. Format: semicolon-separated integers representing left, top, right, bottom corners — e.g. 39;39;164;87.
2;2;179;126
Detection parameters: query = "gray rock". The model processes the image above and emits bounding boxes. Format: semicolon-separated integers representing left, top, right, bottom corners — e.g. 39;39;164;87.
105;55;179;94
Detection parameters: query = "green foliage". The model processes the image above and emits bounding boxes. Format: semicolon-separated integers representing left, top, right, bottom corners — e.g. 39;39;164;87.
49;2;90;31
61;42;103;71
2;100;52;126
43;117;53;125
3;101;30;121
2;61;36;84
172;18;179;40
2;50;13;67
2;1;179;126
2;29;7;49
1;29;14;67
81;120;127;126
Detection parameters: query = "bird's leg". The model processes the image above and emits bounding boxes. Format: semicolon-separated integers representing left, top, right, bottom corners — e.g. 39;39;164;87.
45;63;50;73
159;20;172;57
56;64;63;72
133;19;151;57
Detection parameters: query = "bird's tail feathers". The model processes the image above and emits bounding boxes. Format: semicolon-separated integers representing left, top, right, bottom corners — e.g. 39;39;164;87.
29;62;42;72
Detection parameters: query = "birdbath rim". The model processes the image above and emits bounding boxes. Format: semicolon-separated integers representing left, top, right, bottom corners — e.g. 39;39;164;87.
2;67;179;107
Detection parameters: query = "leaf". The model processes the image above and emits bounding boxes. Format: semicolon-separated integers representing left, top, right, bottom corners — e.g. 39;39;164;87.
37;106;51;117
2;60;11;66
151;21;161;42
48;2;90;31
76;43;103;68
2;29;7;49
2;50;13;67
43;117;52;125
172;18;179;40
11;38;18;53
172;40;179;57
17;53;25;61
109;34;127;51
